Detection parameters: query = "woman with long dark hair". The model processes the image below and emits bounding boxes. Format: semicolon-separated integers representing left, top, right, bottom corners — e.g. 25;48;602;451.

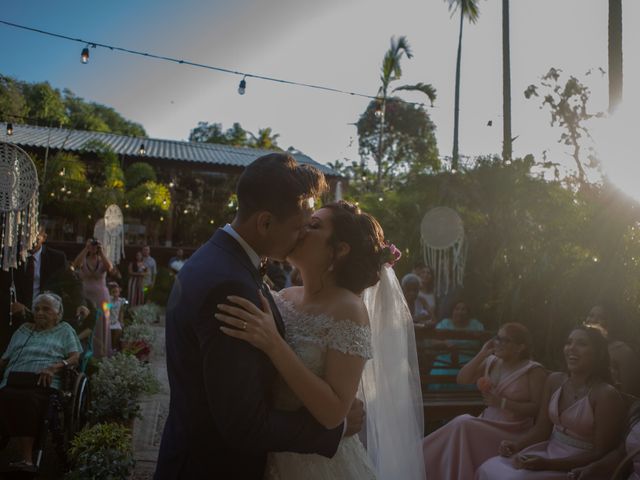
477;325;625;479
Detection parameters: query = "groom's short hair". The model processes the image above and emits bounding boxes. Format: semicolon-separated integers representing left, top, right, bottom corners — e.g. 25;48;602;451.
236;153;328;221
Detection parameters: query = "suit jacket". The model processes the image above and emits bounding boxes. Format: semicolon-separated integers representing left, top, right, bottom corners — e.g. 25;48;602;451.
155;230;342;480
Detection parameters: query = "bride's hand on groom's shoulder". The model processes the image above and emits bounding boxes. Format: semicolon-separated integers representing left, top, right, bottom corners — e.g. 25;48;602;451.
215;291;283;357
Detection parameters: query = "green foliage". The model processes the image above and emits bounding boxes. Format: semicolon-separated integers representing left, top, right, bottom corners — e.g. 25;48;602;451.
42;152;92;216
446;0;481;23
189;121;281;149
125;162;157;188
147;267;175;306
88;352;160;423
126;181;171;213
351;156;640;368
525;68;604;184
66;422;134;480
0;74;146;136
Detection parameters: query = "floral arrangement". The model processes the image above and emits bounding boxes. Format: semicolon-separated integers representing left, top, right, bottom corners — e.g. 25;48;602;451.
88;352;160;423
379;242;402;268
122;339;152;362
66;422;135;480
128;302;161;325
122;321;156;345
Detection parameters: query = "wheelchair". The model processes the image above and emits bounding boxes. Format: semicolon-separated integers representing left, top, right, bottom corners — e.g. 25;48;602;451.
0;366;89;475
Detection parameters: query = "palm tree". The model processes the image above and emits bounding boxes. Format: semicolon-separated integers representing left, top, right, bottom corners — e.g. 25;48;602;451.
608;0;623;113
373;36;437;187
446;0;480;170
502;0;512;163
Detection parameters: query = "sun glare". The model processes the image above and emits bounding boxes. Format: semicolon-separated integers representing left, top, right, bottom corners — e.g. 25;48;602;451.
592;102;640;201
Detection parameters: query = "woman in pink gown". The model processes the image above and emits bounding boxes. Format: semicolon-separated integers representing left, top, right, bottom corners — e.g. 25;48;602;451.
423;323;547;479
568;401;640;479
73;238;113;358
476;326;625;479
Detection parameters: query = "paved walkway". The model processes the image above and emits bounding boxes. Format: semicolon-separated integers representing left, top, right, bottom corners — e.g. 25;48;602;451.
132;320;169;480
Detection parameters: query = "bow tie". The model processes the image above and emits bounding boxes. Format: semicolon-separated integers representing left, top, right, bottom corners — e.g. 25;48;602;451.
259;259;268;278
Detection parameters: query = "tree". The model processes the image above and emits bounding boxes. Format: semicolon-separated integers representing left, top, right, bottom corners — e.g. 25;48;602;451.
502;0;512;162
249;128;281;150
189;121;282;150
366;36;437;189
446;0;481;170
608;0;623;113
0;75;28;120
22;81;68;126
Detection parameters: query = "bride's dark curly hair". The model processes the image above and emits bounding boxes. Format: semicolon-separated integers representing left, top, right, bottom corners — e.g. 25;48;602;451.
323;201;387;294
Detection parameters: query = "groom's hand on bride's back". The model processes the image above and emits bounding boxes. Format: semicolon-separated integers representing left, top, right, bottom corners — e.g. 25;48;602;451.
344;398;365;437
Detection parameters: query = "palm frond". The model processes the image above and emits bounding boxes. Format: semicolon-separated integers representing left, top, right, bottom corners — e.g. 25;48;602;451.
393;83;437;106
445;0;481;23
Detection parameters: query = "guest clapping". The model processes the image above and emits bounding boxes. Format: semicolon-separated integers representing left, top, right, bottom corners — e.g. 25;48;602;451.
476;325;625;479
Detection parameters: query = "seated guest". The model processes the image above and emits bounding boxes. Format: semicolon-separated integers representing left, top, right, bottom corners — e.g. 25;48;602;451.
413;262;437;321
568;400;640;479
0;293;82;471
477;325;625;479
584;304;640;397
428;300;484;391
423;323;547;479
401;273;434;326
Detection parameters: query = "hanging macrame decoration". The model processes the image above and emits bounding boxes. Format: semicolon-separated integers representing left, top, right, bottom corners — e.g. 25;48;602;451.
0;142;39;272
103;204;125;265
420;206;466;297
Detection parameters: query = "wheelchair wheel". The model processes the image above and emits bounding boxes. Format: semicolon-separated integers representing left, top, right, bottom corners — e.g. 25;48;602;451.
66;372;89;440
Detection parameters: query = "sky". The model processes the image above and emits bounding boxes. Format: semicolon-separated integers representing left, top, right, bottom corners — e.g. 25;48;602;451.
1;0;639;178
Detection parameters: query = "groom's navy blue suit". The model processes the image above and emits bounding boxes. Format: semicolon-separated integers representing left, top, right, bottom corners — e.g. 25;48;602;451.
155;229;343;479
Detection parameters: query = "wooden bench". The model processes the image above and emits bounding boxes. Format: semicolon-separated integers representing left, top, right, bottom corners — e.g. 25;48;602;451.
414;327;494;433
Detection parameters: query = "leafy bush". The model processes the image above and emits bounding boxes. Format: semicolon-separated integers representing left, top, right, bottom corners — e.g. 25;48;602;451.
122;321;156;345
88;352;160;423
66;422;134;480
129;302;162;325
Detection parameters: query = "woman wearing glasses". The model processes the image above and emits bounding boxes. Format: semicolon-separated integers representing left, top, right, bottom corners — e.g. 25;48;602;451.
422;323;547;479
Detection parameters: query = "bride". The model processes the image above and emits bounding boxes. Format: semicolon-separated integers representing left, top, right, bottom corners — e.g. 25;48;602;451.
217;201;425;479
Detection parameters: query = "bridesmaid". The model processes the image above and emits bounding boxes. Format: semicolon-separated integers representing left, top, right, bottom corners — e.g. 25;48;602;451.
423;323;547;479
476;325;625;479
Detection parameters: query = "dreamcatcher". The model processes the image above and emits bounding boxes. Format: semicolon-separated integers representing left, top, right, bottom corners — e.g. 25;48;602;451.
420;206;466;297
103;204;125;265
0;142;39;272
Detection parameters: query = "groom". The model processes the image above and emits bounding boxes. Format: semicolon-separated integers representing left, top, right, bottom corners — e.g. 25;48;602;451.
155;153;362;479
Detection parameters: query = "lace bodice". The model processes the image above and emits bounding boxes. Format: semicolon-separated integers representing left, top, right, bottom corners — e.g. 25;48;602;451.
271;293;372;411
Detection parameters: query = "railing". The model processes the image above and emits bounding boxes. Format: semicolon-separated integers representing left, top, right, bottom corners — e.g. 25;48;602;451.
414;326;494;433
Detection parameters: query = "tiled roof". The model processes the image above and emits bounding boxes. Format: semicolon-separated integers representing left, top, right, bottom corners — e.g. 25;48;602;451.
0;122;336;175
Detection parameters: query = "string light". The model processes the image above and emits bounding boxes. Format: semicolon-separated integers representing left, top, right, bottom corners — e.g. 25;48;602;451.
145;193;151;201
81;46;90;64
0;20;434;108
238;77;247;95
6;123;13;135
59;168;65;176
168;181;175;188
125;203;130;209
138;143;146;155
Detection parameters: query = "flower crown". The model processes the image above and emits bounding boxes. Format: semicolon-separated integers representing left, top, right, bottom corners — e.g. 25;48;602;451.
379;242;402;268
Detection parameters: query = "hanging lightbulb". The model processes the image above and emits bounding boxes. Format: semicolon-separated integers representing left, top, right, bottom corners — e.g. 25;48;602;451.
209;219;215;224
81;47;90;64
238;77;247;95
183;209;188;214
59;168;65;177
66;190;72;195
160;216;164;222
162;199;167;205
169;181;175;188
6;123;13;136
125;203;130;209
138;143;146;155
145;193;152;201
87;186;93;193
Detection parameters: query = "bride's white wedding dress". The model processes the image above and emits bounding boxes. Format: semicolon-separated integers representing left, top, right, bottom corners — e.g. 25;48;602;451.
265;294;378;480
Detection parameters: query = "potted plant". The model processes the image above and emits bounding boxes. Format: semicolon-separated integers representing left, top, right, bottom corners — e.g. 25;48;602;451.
66;422;135;480
88;352;160;424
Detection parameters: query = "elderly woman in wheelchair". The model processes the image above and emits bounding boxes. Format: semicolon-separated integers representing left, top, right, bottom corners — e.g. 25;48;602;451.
0;292;82;471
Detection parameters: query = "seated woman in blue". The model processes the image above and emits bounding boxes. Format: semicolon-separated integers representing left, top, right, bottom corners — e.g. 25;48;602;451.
428;300;484;391
0;292;82;471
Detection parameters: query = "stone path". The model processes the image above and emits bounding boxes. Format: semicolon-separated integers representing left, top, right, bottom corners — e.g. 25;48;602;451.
132;320;169;480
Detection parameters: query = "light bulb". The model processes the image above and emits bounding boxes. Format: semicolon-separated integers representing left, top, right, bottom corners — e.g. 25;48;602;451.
6;123;13;136
139;143;146;155
238;78;247;95
145;193;152;201
81;47;90;64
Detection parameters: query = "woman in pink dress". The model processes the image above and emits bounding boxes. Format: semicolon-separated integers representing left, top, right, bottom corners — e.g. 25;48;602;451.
476;326;625;479
422;322;547;479
72;238;113;358
568;401;640;479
